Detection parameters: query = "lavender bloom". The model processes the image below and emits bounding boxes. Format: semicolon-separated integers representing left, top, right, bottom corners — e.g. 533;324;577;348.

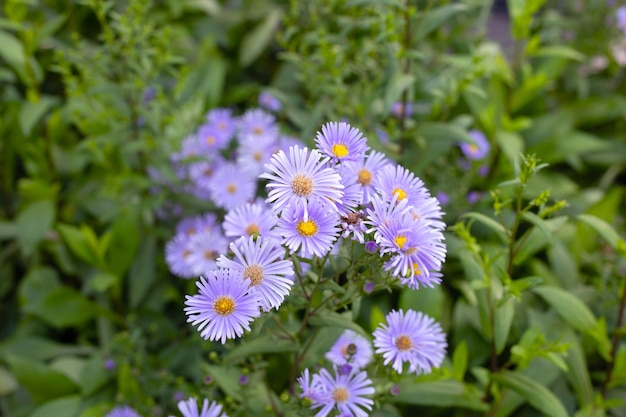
223;202;281;242
466;190;484;204
374;164;430;208
260;145;344;213
477;165;490;177
407;196;446;230
173;397;228;417
297;368;325;403
238;108;279;139
206;107;236;141
435;191;450;206
617;6;626;35
364;241;378;254
196;123;230;153
237;134;277;176
175;213;219;237
186;232;229;276
460;130;490;160
165;234;195;279
310;368;375;417
184;268;261;344
217;236;294;311
276;199;340;258
258;91;282;112
106;406;141;417
314;122;370;163
391;101;413;118
373;309;447;375
342;150;392;205
325;330;373;370
238;374;250;385
207;163;257;210
390;385;401;396
104;359;116;370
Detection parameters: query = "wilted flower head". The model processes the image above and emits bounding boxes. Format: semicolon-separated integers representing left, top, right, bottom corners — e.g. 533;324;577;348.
373;309;447;375
326;330;373;369
172;397;228;417
460;130;490;160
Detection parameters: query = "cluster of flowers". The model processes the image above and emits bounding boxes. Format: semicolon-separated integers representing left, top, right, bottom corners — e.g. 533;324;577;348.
299;313;446;416
106;397;227;417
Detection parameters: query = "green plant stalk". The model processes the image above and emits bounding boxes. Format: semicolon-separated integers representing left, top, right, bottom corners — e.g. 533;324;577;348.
601;276;626;399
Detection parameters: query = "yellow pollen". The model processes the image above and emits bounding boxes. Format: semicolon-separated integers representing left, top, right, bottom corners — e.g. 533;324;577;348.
204;168;213;177
395;335;413;351
206;136;216;145
253;151;263;162
213;296;236;316
332;144;349;158
243;264;264;286
218;122;226;130
332;387;350;403
253;127;263;135
357;169;372;186
245;223;260;235
392;188;407;201
469;144;478;153
227;183;237;194
394;235;407;249
186;227;196;235
183;249;191;258
291;174;313;197
405;246;417;255
204;250;217;259
412;262;422;275
297;220;317;237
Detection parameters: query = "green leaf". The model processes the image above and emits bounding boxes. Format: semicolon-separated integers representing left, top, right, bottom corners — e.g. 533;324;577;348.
129;237;157;308
49;357;85;385
522;212;553;244
492;370;568;417
370;305;386;331
413;4;468;41
532;46;585;62
239;9;282;67
224;336;299;362
57;223;97;264
18;267;61;306
0;29;26;73
495;131;524;172
461;212;508;243
309;312;368;337
389;380;488;411
5;354;78;403
417;122;477;145
398;285;444;322
494;298;515;354
203;364;242;401
86;272;117;293
117;362;140;401
29;395;80;417
23;287;99;328
452;341;468;381
577;214;626;255
104;209;139;277
0;365;18;395
560;330;593;406
532;286;596;333
16;199;55;257
19;97;57;136
80;354;113;396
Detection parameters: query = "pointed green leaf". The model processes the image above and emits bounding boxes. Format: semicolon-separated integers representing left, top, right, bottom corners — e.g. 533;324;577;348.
413;4;468;41
5;354;78;403
461;212;508;243
29;395;80;417
532;286;596;333
224;336;299;362
494;298;515;354
577;214;626;255
309;312;368;337
389;380;488;411
16;199;55;257
492;370;568;417
239;9;282;67
452;341;468;381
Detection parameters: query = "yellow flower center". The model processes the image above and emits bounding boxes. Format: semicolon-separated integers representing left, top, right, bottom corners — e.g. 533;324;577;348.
204;168;213;177
183;249;191;258
227;183;237;194
186;227;196;235
253;127;263;135
218;122;227;130
206;136;216;145
357;169;372;186
412;262;421;275
332;387;350;403
297;220;317;237
245;223;260;236
213;296;236;316
204;250;217;259
469;144;478;153
291;174;313;197
395;335;413;351
392;188;407;201
332;144;349;158
394;235;407;249
243;264;264;286
253;151;263;162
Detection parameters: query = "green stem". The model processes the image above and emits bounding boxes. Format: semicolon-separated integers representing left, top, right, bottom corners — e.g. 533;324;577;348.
601;277;626;399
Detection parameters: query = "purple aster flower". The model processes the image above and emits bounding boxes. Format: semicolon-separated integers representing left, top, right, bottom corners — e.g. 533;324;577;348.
466;190;484;204
311;368;375;417
365;194;412;237
236;134;277;176
196;123;230;153
174;397;228;417
207;163;257;210
335;165;363;216
223;202;281;242
237;108;279;139
298;368;325;403
188;155;226;192
217;236;294;311
186;232;229;276
104;359;116;370
373;309;447;375
184;268;261;344
407;196;446;230
175;213;219;237
325;330;373;369
276;199;340;258
460;130;490;160
105;406;141;417
391;101;413;118
435;191;450;206
390;385;401;396
364;241;378;254
275;135;306;154
238;374;250;385
260;145;344;213
374;164;430;208
258;91;282;112
206;108;236;141
165;234;196;279
617;6;626;34
172;135;204;169
343;151;392;205
314;122;370;163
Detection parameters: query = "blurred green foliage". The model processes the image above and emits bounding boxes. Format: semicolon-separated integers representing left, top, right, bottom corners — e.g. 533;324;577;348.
1;0;626;416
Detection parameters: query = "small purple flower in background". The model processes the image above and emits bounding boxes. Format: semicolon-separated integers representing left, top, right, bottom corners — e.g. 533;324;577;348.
435;191;450;206
460;130;490;160
184;268;261;344
390;385;401;396
311;367;375;417
206;108;236;141
236;135;276;176
174;397;228;417
314;121;370;163
223;202;281;242
196;123;230;153
375;127;389;144
477;165;490;177
238;108;278;138
617;6;626;34
104;359;116;371
105;406;141;417
174;391;185;402
364;241;378;254
325;330;373;370
258;91;282;112
373;309;447;375
165;234;196;279
186;232;229;276
260;145;344;213
466;190;484;204
455;157;472;172
207;163;257;210
363;281;375;294
142;86;156;104
238;374;250;385
391;101;413;118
